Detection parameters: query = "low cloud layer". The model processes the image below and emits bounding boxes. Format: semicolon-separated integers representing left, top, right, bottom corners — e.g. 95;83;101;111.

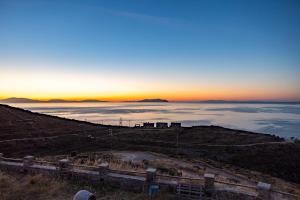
23;104;300;138
255;119;300;138
206;106;300;114
179;119;213;127
28;106;191;115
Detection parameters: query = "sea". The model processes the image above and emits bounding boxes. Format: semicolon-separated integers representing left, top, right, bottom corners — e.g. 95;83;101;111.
7;102;300;139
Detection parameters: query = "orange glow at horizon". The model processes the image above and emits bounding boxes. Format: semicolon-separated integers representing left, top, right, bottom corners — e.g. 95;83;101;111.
1;91;299;102
1;89;299;102
0;69;299;102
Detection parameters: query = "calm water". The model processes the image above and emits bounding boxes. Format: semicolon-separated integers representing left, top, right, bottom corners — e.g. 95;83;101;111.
8;102;300;138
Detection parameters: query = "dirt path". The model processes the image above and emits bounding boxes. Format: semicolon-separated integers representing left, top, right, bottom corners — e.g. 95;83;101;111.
0;134;80;143
112;151;255;185
195;141;293;147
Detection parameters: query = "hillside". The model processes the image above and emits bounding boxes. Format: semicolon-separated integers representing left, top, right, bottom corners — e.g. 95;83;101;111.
0;104;299;185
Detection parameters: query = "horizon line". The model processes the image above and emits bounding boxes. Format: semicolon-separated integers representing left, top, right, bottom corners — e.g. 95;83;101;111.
1;97;300;103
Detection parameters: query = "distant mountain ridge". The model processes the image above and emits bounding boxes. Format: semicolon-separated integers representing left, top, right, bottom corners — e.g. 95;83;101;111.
0;97;106;103
182;100;300;104
0;97;169;103
0;98;41;103
1;97;299;104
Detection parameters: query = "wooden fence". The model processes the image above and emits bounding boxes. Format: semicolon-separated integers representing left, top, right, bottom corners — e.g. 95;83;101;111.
0;153;299;200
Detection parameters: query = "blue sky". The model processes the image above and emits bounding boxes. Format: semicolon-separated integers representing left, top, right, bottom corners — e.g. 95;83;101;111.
0;0;300;101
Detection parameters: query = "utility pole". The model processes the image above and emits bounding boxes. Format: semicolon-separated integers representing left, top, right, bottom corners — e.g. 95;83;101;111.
109;129;113;155
119;117;123;127
176;129;179;155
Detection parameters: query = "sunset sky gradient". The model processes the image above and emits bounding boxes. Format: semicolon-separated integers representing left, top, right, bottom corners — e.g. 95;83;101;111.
0;0;300;101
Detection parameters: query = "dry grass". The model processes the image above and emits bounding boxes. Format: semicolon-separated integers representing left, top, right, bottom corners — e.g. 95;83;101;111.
40;153;146;172
0;171;173;200
0;172;70;200
214;191;257;200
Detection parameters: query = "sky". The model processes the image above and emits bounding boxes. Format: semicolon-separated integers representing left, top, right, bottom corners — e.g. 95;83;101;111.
0;0;300;101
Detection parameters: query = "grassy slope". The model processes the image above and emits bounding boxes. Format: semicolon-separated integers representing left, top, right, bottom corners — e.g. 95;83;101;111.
0;104;299;184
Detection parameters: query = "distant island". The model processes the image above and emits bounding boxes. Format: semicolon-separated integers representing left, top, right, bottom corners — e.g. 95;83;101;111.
0;97;106;103
136;99;168;103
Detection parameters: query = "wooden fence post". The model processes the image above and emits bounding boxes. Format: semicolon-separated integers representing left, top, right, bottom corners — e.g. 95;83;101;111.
98;162;109;180
204;173;215;196
23;155;35;172
146;167;157;184
257;182;271;200
58;159;70;179
146;167;159;197
146;167;157;193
